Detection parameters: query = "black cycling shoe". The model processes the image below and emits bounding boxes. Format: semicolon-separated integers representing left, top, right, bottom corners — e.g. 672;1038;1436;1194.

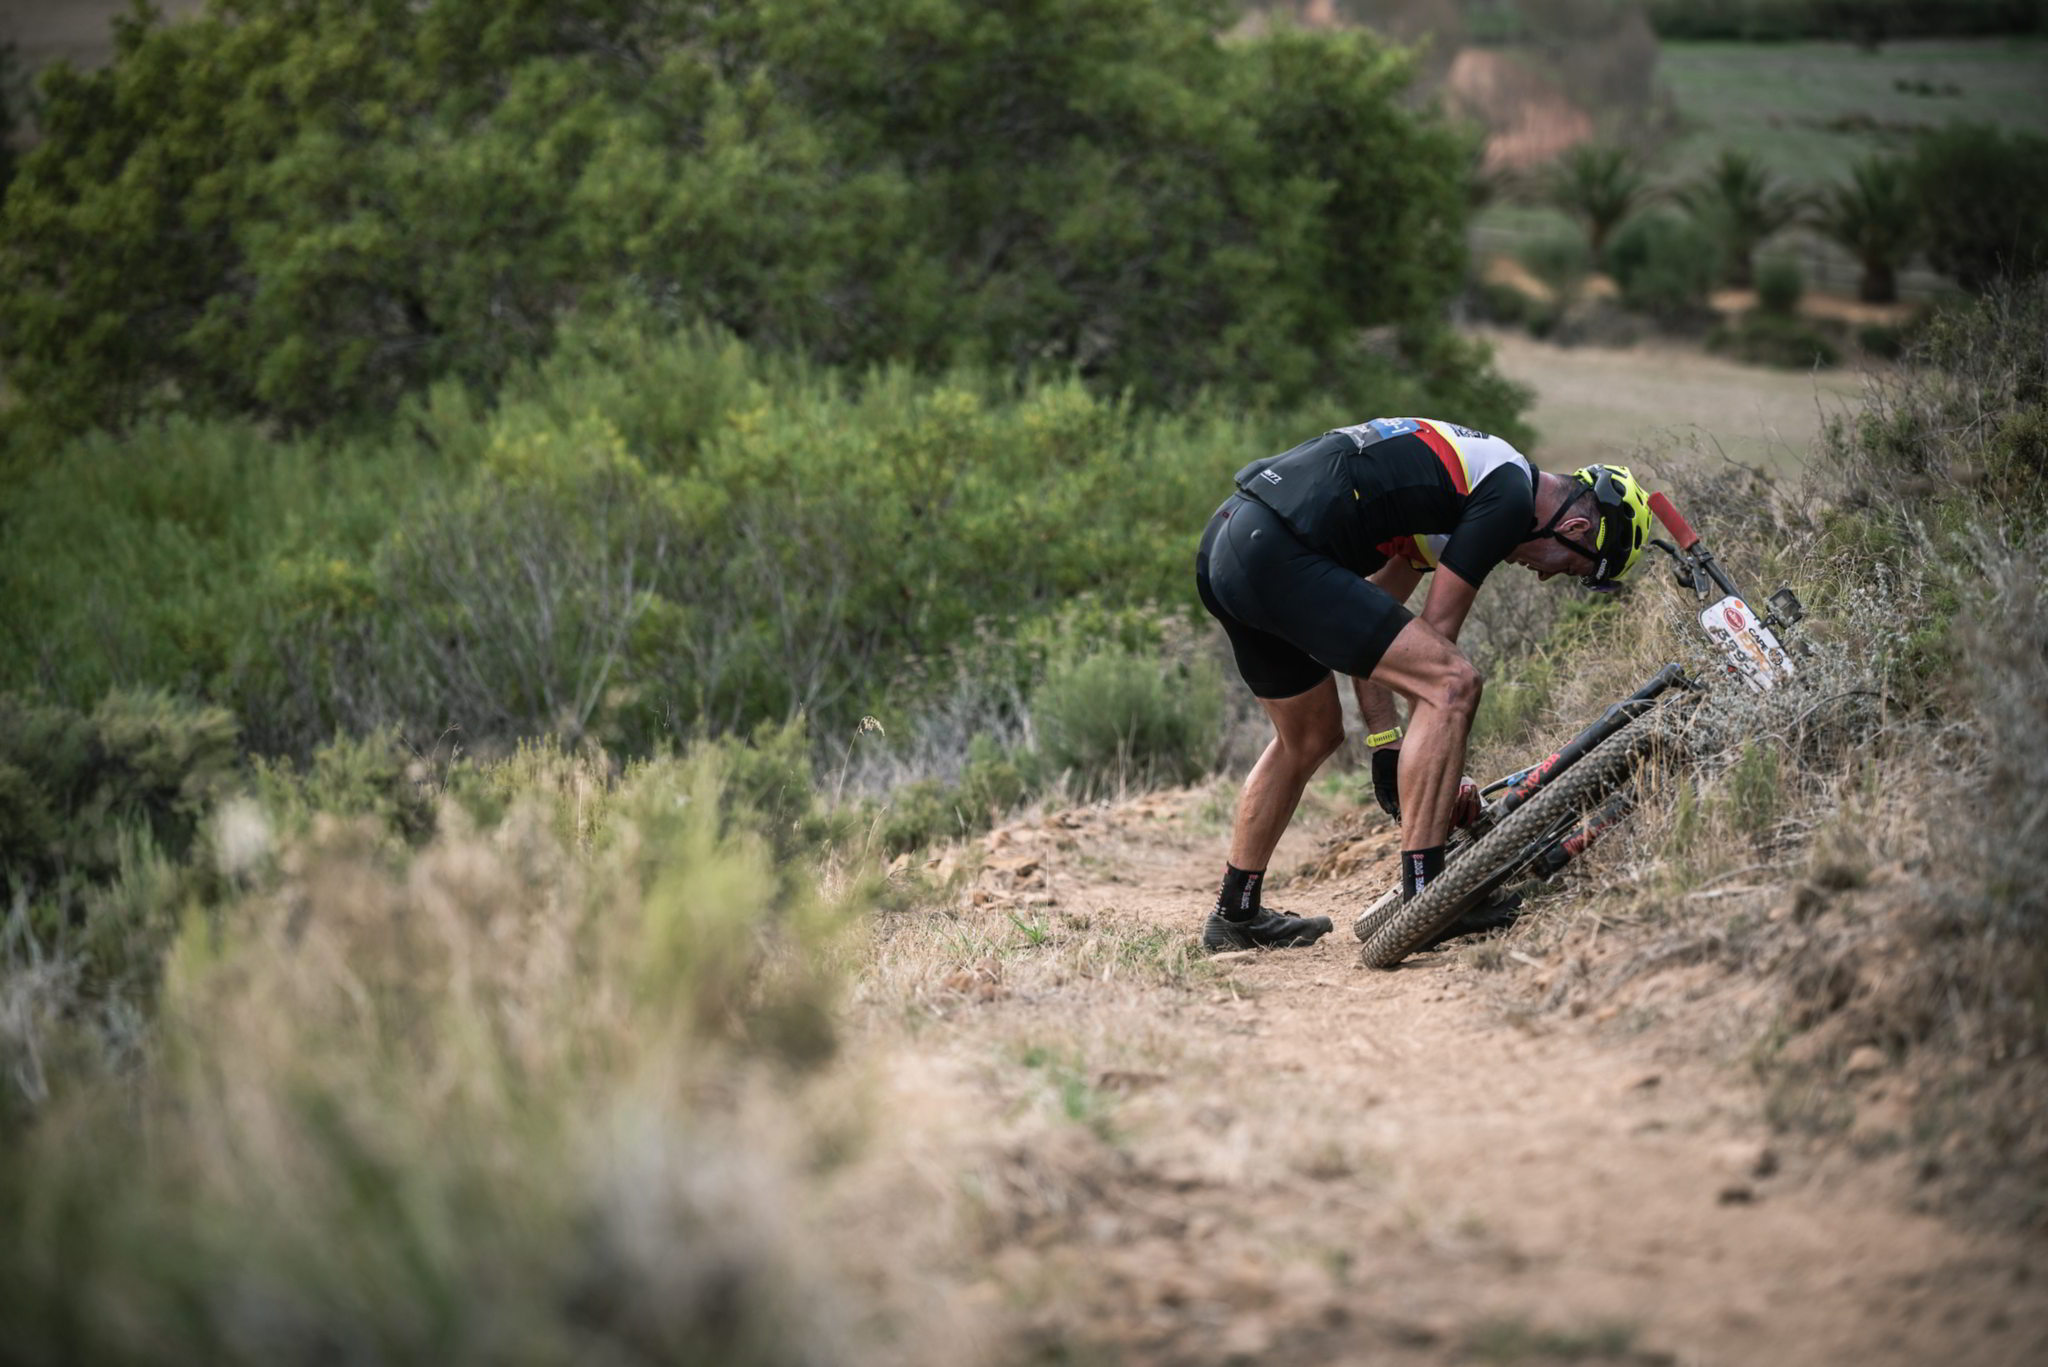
1420;890;1524;949
1203;907;1335;952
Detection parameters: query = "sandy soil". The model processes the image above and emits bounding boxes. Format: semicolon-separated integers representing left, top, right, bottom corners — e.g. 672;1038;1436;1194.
856;790;2048;1365
1476;327;1868;477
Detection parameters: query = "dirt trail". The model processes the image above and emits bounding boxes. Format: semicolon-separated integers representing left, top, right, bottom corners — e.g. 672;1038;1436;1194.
1477;327;1866;477
863;788;2048;1366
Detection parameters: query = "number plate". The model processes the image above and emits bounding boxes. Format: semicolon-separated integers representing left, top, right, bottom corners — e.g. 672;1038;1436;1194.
1701;594;1795;691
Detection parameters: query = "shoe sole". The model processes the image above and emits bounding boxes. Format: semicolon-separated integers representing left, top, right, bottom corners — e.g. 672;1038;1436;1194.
1203;917;1334;952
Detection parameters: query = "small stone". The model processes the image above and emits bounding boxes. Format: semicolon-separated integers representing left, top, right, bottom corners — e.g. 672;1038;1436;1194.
1843;1044;1888;1080
1218;1315;1273;1360
1713;1140;1780;1178
1210;950;1257;964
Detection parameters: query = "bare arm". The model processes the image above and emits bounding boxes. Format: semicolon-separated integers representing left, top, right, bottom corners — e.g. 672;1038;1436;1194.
1416;563;1481;645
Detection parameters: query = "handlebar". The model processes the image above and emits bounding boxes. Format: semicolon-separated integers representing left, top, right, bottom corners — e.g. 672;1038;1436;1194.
1648;492;1700;552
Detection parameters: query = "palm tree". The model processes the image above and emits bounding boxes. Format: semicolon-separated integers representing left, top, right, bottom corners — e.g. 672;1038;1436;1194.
1682;149;1804;289
1812;154;1921;304
1544;143;1652;259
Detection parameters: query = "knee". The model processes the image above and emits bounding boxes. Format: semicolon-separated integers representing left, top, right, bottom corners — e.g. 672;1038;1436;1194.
1440;659;1483;723
1286;718;1346;767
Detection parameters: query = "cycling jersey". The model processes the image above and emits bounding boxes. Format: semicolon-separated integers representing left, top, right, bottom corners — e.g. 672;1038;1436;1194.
1233;417;1535;586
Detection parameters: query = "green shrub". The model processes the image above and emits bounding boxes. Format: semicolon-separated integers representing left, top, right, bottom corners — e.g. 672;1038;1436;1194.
1909;123;2048;293
249;729;436;844
1754;255;1805;316
0;690;239;1003
0;309;1529;762
1032;646;1222;797
1471;279;1534;327
0;690;240;898
1707;313;1842;368
1857;321;1910;359
1518;228;1594;299
876;778;966;856
1602;210;1720;325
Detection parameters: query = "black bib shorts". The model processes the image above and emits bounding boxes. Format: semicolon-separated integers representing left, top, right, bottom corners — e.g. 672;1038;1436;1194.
1194;493;1412;700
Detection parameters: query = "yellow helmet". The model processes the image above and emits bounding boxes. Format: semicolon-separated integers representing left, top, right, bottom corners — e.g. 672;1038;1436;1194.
1568;464;1653;589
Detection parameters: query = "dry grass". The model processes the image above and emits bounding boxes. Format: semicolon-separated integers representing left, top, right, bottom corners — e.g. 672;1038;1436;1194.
0;746;1001;1365
1460;279;2048;1228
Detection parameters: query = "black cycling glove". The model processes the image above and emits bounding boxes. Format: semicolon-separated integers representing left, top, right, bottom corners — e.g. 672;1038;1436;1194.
1370;747;1401;819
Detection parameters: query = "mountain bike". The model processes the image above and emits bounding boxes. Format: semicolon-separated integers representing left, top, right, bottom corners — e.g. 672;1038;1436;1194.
1353;492;1806;969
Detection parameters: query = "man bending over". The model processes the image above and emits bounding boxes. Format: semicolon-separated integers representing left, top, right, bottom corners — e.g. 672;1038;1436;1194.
1193;417;1651;951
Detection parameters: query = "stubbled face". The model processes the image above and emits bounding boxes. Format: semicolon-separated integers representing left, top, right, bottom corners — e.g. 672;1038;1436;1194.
1507;526;1597;581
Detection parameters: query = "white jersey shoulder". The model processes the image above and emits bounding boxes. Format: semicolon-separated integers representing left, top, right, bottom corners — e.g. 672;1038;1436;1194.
1416;419;1532;489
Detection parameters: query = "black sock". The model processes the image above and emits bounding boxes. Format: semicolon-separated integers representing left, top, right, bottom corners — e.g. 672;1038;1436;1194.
1217;863;1264;921
1400;846;1446;901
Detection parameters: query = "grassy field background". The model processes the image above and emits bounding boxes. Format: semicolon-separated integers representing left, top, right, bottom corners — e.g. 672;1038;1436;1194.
1477;326;1862;475
1475;37;2048;299
1660;37;2048;181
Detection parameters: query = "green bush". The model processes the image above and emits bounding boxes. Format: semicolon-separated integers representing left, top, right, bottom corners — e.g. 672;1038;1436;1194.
1908;123;2048;294
1707;312;1842;368
0;690;240;1001
1601;210;1720;325
1471;279;1534;327
1856;321;1910;359
1;320;1528;760
1755;255;1805;316
1518;228;1594;299
0;690;240;899
1032;646;1222;797
249;729;437;844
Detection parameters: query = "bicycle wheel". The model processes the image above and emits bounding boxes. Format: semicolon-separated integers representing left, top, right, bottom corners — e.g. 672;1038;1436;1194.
1359;718;1678;969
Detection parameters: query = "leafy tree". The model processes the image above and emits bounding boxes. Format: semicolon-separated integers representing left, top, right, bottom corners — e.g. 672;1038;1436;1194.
1544;142;1651;258
0;0;1498;438
1811;154;1921;304
1681;148;1803;289
1907;123;2048;294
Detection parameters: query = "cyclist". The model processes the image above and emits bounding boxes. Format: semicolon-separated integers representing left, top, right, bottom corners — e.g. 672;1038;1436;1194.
1194;417;1651;952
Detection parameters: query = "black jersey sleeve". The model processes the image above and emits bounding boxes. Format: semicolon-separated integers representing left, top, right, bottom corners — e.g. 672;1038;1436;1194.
1437;465;1535;585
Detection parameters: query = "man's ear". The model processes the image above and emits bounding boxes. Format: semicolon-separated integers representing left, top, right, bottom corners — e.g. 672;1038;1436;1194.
1560;514;1595;540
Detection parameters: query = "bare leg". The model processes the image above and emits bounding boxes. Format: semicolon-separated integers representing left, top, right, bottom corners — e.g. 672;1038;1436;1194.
1365;619;1482;852
1227;675;1345;870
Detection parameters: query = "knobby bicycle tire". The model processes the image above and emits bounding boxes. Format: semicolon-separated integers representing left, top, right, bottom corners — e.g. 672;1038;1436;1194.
1359;718;1679;969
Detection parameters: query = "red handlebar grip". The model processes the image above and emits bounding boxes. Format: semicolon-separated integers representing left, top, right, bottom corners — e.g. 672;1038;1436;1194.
1648;492;1699;551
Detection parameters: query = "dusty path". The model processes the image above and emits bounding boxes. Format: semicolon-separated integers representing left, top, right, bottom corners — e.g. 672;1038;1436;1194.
1477;327;1866;477
858;787;2048;1366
